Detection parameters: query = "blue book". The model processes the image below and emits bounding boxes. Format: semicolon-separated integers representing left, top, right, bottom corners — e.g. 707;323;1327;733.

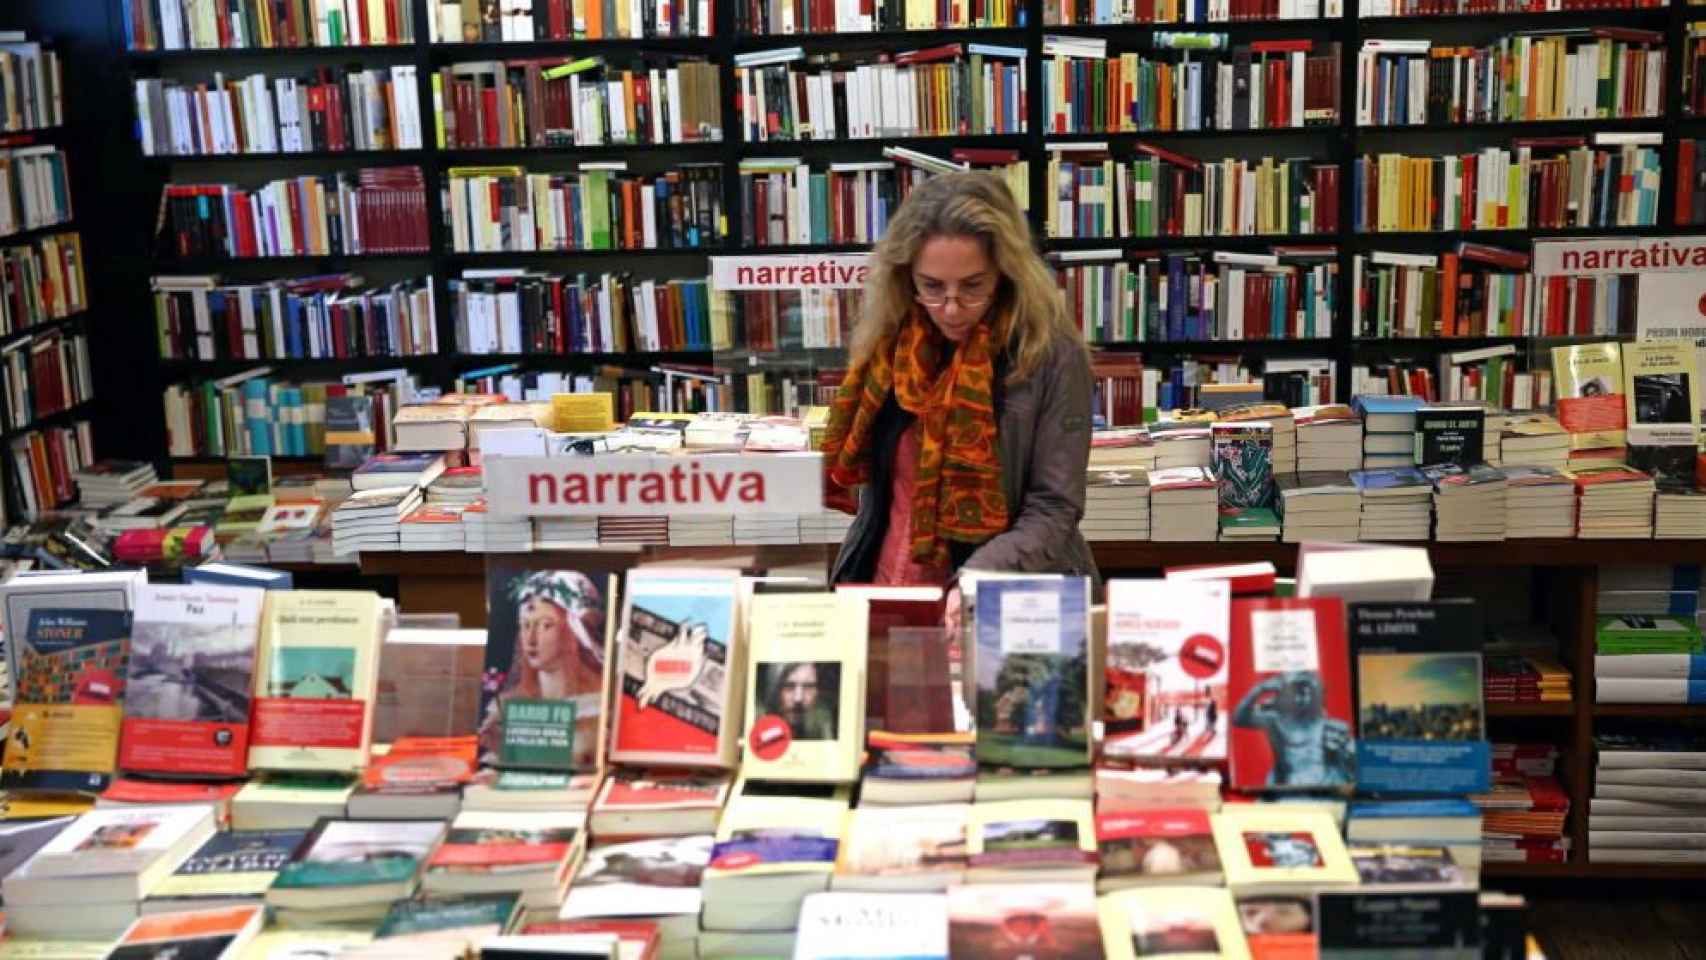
1350;466;1430;494
1352;393;1426;433
185;561;293;590
972;576;1091;770
243;378;272;455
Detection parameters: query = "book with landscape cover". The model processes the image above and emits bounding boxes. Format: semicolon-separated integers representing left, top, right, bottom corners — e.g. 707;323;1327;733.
2;804;219;909
701;782;853;931
3;607;131;793
481;560;623;773
971;576;1092;770
247;591;384;774
743;592;868;783
966;798;1098;884
1103;579;1230;765
144;828;306;912
119;583;265;779
1351;601;1490;795
1228;597;1356;793
1096;886;1251;960
611;567;743;768
947;882;1103;960
267;818;448;909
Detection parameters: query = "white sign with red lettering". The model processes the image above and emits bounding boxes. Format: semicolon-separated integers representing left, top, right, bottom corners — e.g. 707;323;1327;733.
1533;236;1706;277
484;454;824;517
710;254;871;290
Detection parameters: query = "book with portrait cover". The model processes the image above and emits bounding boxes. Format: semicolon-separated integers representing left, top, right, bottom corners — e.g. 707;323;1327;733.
611;567;743;769
1622;339;1702;448
1211;421;1276;510
143;828;307;912
1103;579;1231;766
118;583;265;780
246;591;384;775
1228;597;1356;794
743;592;867;783
1350;601;1490;796
971;576;1092;770
481;560;624;774
1096;886;1251;960
1213;807;1359;895
947;882;1103;960
2;607;131;794
106;904;264;960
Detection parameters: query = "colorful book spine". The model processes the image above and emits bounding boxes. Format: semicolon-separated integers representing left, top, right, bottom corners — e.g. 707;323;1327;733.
430;0;715;41
125;0;419;51
160;166;431;258
153;275;438;362
134;67;424;157
1058;250;1337;344
436;59;721;149
443;164;725;252
741;0;1021;32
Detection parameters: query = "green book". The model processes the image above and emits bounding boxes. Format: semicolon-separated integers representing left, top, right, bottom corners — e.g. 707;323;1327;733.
375;894;521;939
809;173;828;245
1596;615;1704;655
584;170;612;249
271;818;446;892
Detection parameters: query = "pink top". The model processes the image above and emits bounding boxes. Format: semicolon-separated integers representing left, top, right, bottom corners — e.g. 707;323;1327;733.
874;422;951;586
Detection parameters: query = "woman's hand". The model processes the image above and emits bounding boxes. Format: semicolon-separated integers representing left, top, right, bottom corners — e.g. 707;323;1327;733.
942;583;963;642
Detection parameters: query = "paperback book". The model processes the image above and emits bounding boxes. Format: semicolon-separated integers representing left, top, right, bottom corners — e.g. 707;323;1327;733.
1096;886;1251;960
743;591;867;783
144;828;306;913
1212;421;1276;510
248;591;384;774
106;904;264;960
1103;579;1231;765
971;575;1092;770
1228;597;1356;792
611;567;743;768
1095;808;1225;891
3;607;131;793
267;818;448;913
947;882;1103;959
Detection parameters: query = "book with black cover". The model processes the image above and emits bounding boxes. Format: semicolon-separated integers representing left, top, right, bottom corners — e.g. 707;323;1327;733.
1414;405;1485;467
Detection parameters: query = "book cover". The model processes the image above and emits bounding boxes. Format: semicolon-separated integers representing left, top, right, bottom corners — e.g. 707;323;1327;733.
1096;809;1223;887
324;395;377;470
1213;808;1360;890
0;569;139;707
427;809;583;872
106;904;263;960
1096;886;1250;960
118;583;265;779
972;577;1091;770
611;568;742;768
947;883;1103;959
374;893;521;941
967;799;1098;876
20;804;216;880
1623;339;1703;448
837;803;969;886
148;828;307;902
1552;343;1626;449
481;561;622;772
1228;598;1356;792
743;592;867;783
796;892;948;959
1414;406;1486;467
1211;422;1276;509
593;767;733;816
247;591;383;774
271;818;446;891
0;816;76;894
1318;862;1477;960
1103;579;1230;764
227;456;273;496
1350;601;1490;796
3;607;131;793
835;584;950;735
559;835;713;921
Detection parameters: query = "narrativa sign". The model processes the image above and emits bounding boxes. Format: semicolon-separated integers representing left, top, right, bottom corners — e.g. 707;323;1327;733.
710;254;870;290
484;454;824;517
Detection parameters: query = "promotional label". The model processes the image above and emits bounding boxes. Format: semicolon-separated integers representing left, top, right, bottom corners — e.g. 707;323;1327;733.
500;698;577;769
710;254;870;290
250;698;366;749
485;454;823;517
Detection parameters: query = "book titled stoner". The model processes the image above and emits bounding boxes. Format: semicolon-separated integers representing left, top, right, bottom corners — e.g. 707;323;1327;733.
3;607;131;793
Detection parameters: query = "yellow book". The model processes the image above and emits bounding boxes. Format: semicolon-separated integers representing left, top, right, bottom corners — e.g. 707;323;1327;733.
551;392;615;433
0;940;112;959
447;165;526;178
743;593;867;784
246;591;385;775
1212;807;1359;895
0;792;94;820
1098;886;1251;960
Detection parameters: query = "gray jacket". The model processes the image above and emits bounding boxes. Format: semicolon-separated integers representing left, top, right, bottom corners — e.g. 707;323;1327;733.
830;329;1098;584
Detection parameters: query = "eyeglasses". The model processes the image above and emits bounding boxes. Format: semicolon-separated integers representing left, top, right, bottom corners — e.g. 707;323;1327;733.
914;284;995;309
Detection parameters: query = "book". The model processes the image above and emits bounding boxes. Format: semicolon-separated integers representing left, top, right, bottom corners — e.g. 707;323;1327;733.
557;835;714;947
247;591;385;774
183;562;293;591
348;735;478;820
1213;807;1359;895
1103;579;1230;765
1211;422;1276;510
143;828;306;914
1414;405;1485;467
1228;597;1356;793
743;592;868;783
1096;886;1251;960
700;781;852;932
966;798;1098;885
0;815;75;903
588;768;733;840
969;576;1092;770
463;770;601;814
946;883;1103;959
372;894;522;950
118;583;264;780
1096;809;1225;892
105;904;264;959
1622;339;1703;448
481;562;622;773
859;732;976;806
231;775;357;831
794;892;948;960
2;604;131;795
833;803;969;892
1317;847;1477;960
266;818;448;918
834;584;951;735
611;567;743;768
423;809;586;900
1351;601;1491;796
1;804;218;921
1552;342;1628;450
515;921;660;960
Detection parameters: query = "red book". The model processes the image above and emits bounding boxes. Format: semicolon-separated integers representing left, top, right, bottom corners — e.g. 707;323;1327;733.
1165;562;1278;596
1678;140;1697;225
895;43;963;65
1250;40;1312;54
1227;597;1354;793
836;584;948;733
1136;141;1201;171
100;778;242;827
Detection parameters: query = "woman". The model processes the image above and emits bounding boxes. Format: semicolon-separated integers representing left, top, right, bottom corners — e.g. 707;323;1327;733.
478;569;606;769
824;171;1096;593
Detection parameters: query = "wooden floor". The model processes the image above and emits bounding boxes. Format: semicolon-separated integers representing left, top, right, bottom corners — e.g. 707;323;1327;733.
1524;885;1706;960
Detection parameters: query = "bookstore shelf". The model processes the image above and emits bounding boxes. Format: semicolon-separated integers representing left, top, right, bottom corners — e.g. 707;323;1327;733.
435;142;727;160
1358;8;1671;27
160;252;436;269
1481;862;1706;880
1355;118;1668;135
1591;704;1706;718
158;355;443;371
0;310;88;350
1042;127;1332;142
143;149;429;164
732;26;1031;47
1347;225;1686;243
1040;19;1342;35
1048;234;1342;251
0;219;76;245
427;37;721;58
1092;338;1339;350
128;45;419;61
442;248;729;262
0;399;95;444
750;133;1034;149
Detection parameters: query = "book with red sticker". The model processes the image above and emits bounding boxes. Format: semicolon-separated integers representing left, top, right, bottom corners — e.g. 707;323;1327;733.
1227;597;1356;793
118;583;265;779
247;590;385;774
2;607;132;794
1103;579;1231;766
610;568;743;768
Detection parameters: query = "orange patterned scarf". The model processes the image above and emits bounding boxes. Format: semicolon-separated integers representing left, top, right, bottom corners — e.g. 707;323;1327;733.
821;306;1008;567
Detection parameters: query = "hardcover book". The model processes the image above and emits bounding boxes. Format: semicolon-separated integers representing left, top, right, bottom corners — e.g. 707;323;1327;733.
247;591;384;774
611;567;743;768
119;583;265;779
1103;579;1231;765
971;576;1092;770
1350;601;1491;795
481;561;623;773
743;592;868;783
145;828;307;910
1211;422;1276;509
1414;405;1486;467
946;882;1103;960
3;607;131;793
106;904;264;960
1096;886;1251;960
1228;597;1356;793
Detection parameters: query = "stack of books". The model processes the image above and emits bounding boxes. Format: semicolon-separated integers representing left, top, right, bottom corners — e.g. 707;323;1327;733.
1589;729;1706;866
1352;466;1432;541
1655;490;1706;538
1218;508;1280;542
353;452;449;492
670;515;737;546
1594;615;1705;704
1344;799;1484;877
1473;774;1572;866
332;486;423;554
1598;567;1700;620
400;505;468;552
1425;463;1507;542
1486;623;1573;704
74;460;161;509
1148;467;1219;541
1500;414;1570;470
1277;472;1360;542
596;517;670;546
533;516;599;549
1502;466;1576;539
424;467;483;508
462;502;533;552
1081;466;1150;542
734;513;801;545
1089;427;1158;473
1220;404;1297;475
1150;423;1213;469
1569;465;1657;539
798;512;855;545
1295;404;1364;472
1495;742;1560;780
1481;410;1505;465
1353;395;1423;469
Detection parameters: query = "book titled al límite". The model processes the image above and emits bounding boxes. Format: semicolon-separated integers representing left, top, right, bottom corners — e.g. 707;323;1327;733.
1228;597;1356;793
246;591;384;774
743;592;867;783
3;607;131;793
971;576;1092;770
1351;601;1491;796
611;567;743;768
119;583;265;779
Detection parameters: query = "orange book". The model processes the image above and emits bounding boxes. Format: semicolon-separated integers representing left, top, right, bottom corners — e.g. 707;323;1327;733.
587;0;604;39
110;905;264;955
1439;252;1460;338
